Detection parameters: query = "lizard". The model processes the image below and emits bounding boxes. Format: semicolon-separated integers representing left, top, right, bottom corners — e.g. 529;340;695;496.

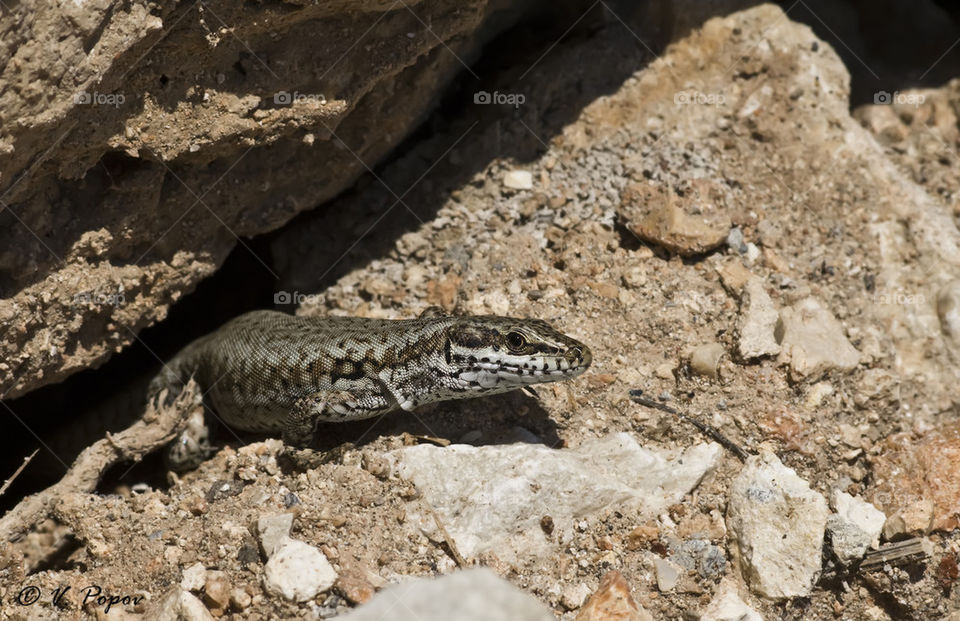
148;307;592;469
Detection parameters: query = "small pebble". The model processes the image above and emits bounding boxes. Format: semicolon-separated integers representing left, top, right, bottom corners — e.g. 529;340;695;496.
503;170;533;190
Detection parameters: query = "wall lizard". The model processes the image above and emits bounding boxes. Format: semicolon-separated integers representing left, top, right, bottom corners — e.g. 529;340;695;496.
149;308;592;468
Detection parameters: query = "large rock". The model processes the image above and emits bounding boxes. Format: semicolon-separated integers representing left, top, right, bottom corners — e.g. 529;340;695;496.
336;569;555;621
727;452;829;600
0;0;578;399
392;433;722;559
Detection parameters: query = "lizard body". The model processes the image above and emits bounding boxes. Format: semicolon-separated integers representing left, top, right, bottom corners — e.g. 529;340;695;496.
149;309;591;468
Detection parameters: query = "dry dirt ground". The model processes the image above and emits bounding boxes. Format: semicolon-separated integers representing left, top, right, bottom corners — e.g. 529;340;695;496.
3;2;960;620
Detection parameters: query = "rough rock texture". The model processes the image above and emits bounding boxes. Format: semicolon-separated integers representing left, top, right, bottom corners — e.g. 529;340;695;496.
262;539;337;602
393;434;721;559
699;579;764;621
337;568;555;621
869;420;960;533
775;297;861;381
0;0;559;399
736;278;780;360
727;452;829;600
619;179;733;256
575;571;653;621
826;490;885;564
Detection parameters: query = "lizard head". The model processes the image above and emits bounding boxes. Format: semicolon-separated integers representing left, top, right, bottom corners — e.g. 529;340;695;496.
444;316;592;391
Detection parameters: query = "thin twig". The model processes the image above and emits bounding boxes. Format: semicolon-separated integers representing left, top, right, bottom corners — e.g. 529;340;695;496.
0;449;38;498
424;501;467;567
629;389;750;461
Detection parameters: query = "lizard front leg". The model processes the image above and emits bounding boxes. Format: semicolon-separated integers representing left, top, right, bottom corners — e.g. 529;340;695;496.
285;388;392;447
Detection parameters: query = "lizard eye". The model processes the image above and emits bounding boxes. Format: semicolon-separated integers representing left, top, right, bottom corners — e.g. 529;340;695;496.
506;331;526;351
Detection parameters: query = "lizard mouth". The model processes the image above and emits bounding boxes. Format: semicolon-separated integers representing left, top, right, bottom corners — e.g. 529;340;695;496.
459;349;591;387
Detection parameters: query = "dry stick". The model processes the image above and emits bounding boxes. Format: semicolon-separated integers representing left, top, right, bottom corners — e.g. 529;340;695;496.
0;382;203;543
425;501;467;568
859;538;930;573
0;449;39;498
628;389;750;461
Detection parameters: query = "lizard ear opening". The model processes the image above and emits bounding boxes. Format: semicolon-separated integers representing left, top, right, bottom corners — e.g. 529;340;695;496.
419;306;448;319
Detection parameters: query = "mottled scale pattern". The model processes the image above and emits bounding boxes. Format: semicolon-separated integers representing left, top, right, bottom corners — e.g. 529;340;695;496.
148;309;591;454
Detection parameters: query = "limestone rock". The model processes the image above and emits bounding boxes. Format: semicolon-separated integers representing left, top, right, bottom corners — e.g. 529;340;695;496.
776;297;860;381
337;569;554;621
737;278;781;360
392;434;721;559
699;579;763;621
262;539;337;603
727;452;829;599
826;491;886;564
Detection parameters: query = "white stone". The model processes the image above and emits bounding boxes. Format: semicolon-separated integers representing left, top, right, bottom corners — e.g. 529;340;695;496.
263;540;337;602
700;580;763;621
654;557;682;592
827;490;886;563
336;568;554;621
154;588;216;621
776;297;860;380
560;582;593;610
393;433;721;559
503;170;533;190
180;562;207;591
256;512;294;558
737;278;781;359
727;452;829;599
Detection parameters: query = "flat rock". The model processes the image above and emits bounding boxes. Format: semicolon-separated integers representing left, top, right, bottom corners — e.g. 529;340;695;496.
336;568;554;621
619;179;732;256
392;433;722;558
776;297;860;381
737;278;781;360
727;452;829;600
